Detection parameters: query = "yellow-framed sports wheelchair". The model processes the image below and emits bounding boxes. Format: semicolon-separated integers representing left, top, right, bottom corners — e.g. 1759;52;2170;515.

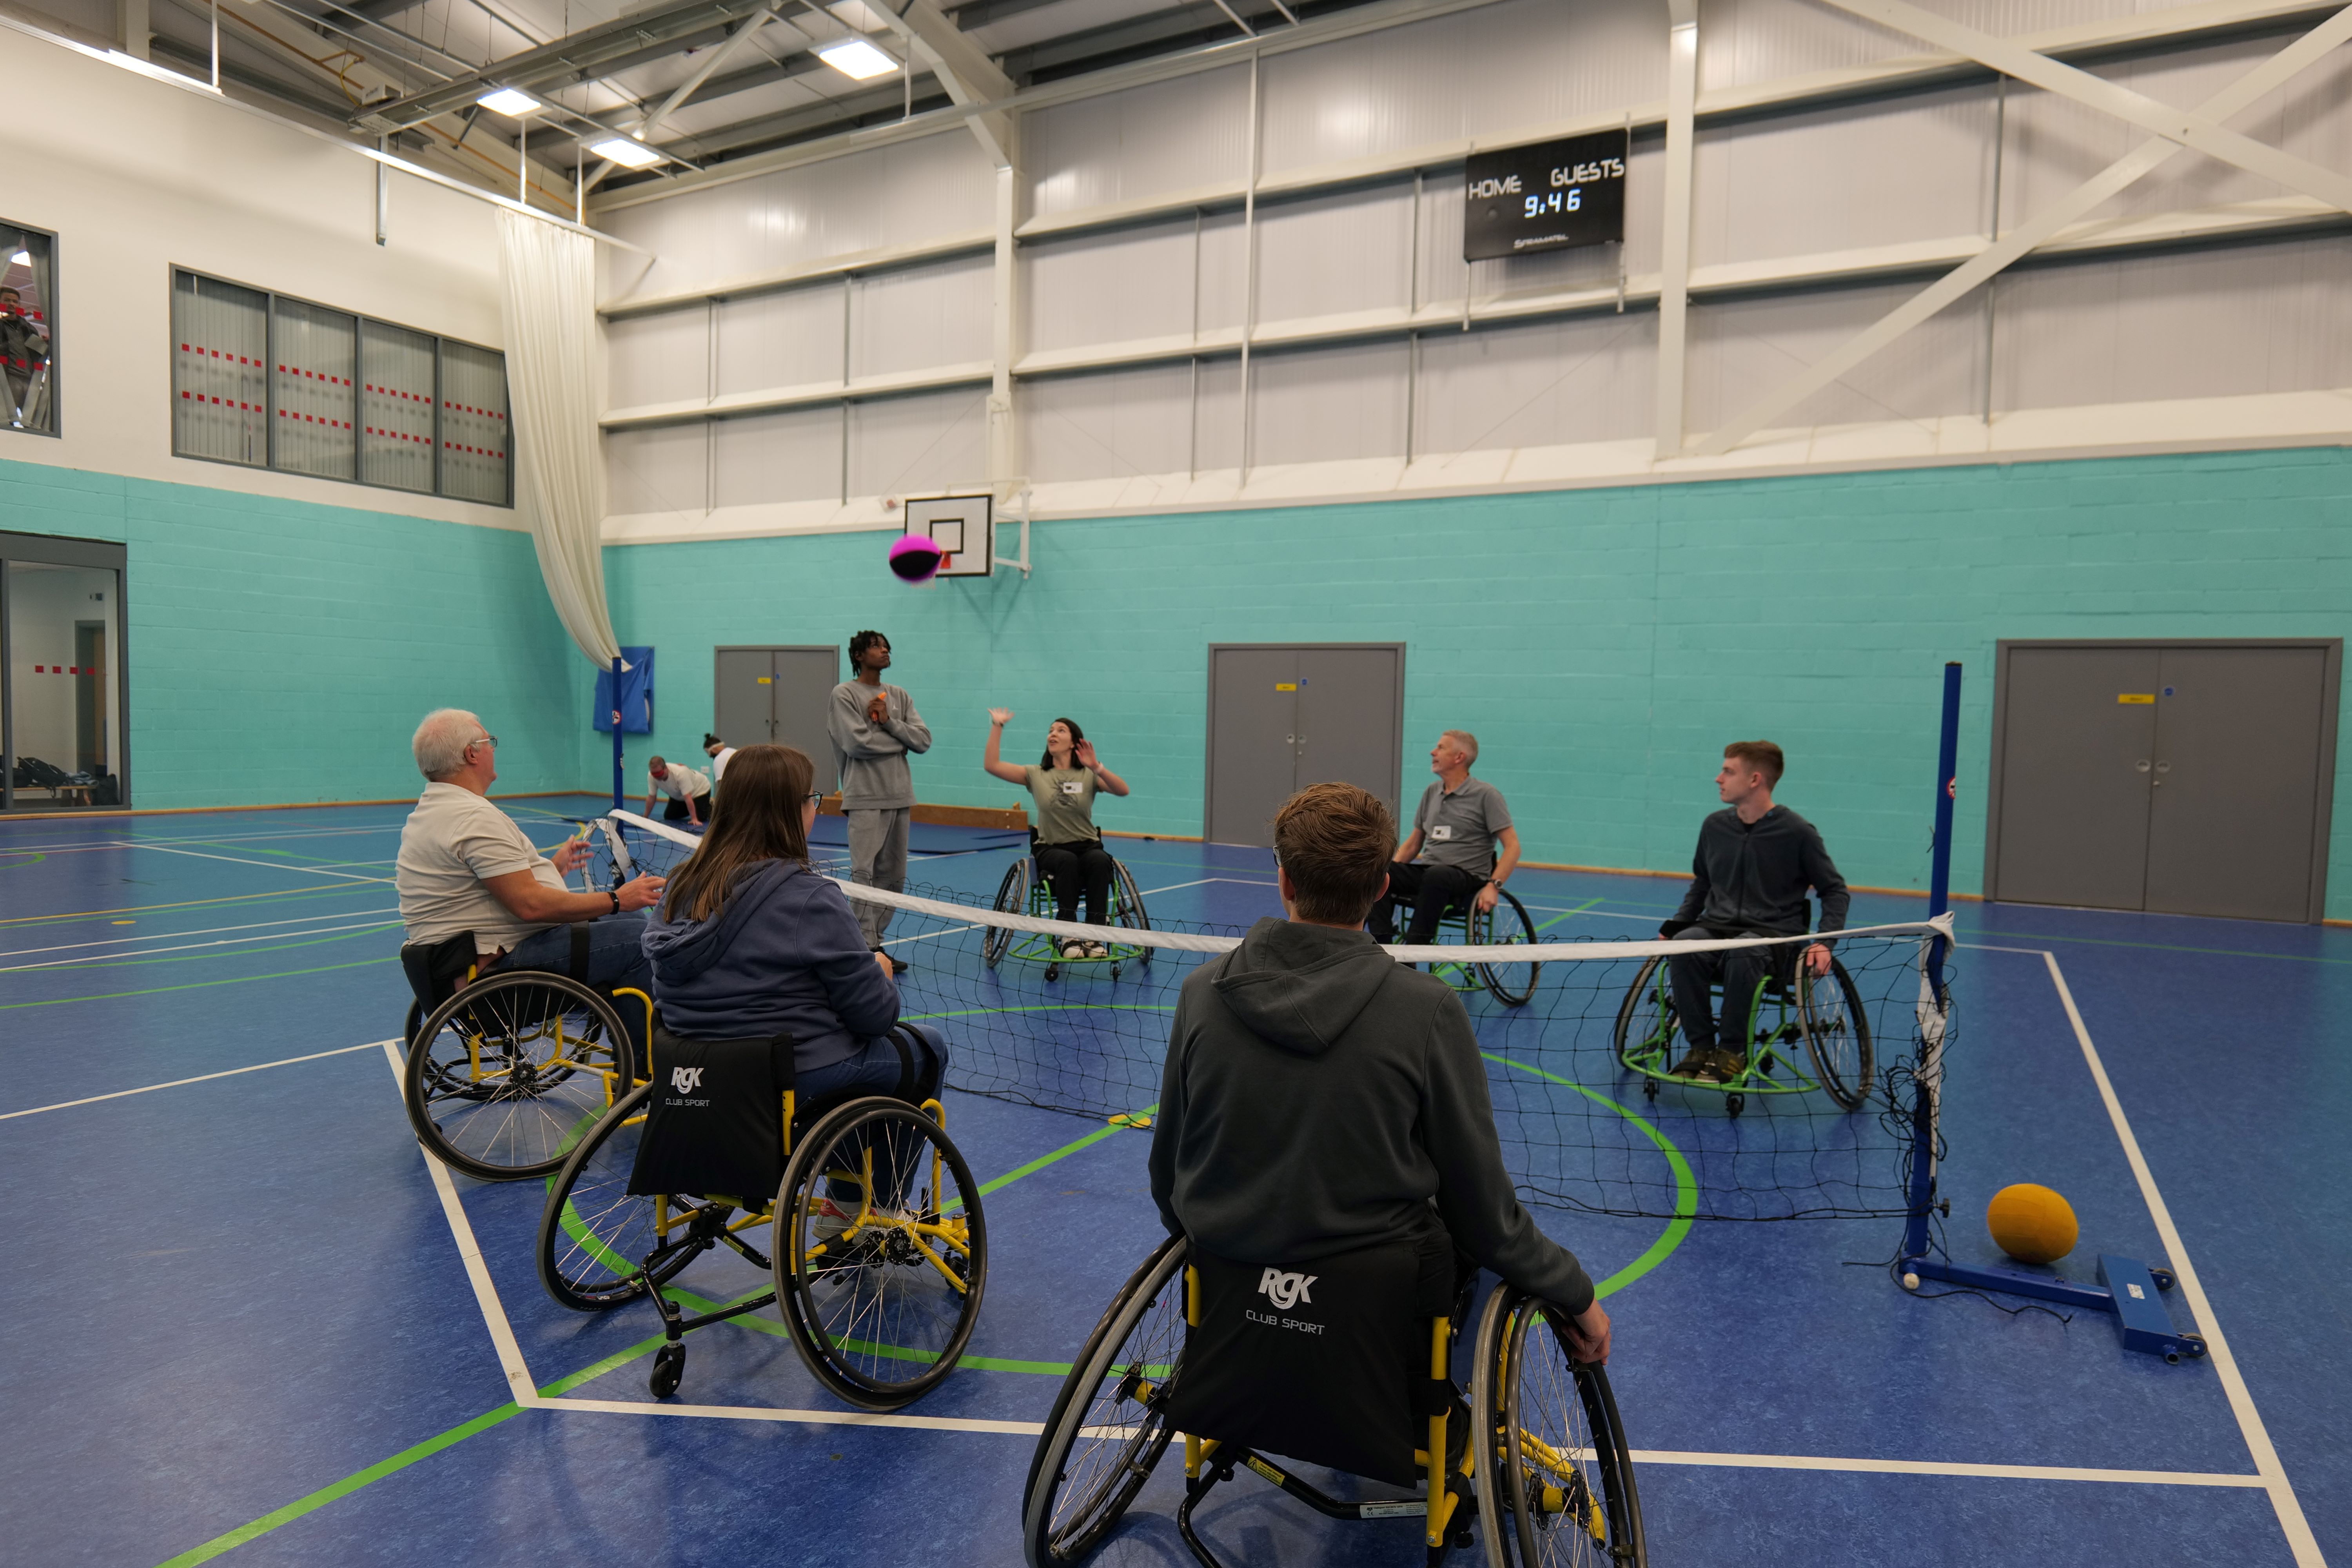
535;1018;987;1410
1022;1235;1644;1567
986;833;1153;982
397;929;640;1182
1612;932;1872;1117
1377;882;1543;1008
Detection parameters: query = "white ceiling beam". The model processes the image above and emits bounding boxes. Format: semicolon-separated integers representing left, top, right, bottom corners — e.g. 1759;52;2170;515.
1653;6;1699;457
873;0;1016;165
1819;0;2352;213
1692;2;2352;459
582;3;783;194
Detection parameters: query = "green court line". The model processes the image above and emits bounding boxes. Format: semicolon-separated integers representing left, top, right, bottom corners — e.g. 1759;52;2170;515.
1479;1052;1697;1300
0;881;394;930
1531;898;1604;933
1;955;396;1011
0;851;48;869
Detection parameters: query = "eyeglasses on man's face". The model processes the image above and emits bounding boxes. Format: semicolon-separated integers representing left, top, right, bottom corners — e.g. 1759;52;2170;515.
468;734;499;751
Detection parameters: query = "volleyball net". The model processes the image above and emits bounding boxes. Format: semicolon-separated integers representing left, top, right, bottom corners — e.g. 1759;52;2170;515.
593;809;1955;1225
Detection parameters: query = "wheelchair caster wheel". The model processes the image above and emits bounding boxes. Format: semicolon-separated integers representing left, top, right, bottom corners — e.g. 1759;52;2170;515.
2151;1267;2177;1291
650;1343;686;1399
1111;964;1123;980
1642;1078;1658;1101
1725;1093;1745;1118
1045;963;1062;983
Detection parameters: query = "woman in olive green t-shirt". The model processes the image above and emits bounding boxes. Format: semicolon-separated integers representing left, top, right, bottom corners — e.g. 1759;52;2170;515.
984;709;1131;956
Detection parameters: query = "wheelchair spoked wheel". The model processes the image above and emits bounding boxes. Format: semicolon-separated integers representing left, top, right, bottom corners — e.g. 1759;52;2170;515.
1798;957;1873;1110
987;862;1030;969
1475;1288;1646;1568
1469;887;1541;1006
536;1082;705;1310
405;970;637;1182
773;1096;988;1412
1023;1236;1187;1567
1112;861;1152;968
1611;956;1675;1094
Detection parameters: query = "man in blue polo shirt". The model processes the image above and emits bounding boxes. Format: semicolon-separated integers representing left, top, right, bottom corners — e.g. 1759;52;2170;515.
1366;730;1522;947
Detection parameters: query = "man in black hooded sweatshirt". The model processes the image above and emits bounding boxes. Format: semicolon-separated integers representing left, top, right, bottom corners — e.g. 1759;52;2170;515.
1664;740;1850;1082
1149;782;1609;1363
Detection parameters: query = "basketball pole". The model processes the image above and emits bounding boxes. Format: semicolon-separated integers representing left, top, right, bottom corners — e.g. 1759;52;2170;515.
1896;661;2202;1361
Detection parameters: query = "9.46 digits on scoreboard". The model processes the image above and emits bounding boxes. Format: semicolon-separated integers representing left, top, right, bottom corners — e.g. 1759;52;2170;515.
1462;128;1628;262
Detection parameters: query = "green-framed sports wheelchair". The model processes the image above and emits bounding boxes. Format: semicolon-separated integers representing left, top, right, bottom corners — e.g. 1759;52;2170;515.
1611;934;1872;1117
986;835;1153;982
536;1018;987;1410
1377;882;1543;1008
397;930;640;1182
1022;1235;1644;1567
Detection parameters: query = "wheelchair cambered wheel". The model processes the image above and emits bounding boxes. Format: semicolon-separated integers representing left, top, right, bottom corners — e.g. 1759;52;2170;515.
405;969;635;1182
537;1081;706;1311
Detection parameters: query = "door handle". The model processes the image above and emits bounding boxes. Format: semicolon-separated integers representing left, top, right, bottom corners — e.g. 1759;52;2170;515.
2154;760;2170;773
2134;759;2151;772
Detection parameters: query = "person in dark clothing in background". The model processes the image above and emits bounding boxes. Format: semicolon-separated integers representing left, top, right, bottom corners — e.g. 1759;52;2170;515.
1149;781;1611;1363
1663;740;1850;1083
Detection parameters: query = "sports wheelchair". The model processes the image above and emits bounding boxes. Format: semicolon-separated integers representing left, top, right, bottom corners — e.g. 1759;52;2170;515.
1376;880;1543;1008
535;1018;987;1410
397;929;640;1182
1023;1235;1644;1567
986;833;1153;982
1611;929;1872;1117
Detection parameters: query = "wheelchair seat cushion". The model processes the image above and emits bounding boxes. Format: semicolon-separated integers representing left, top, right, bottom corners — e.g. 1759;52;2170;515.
627;1023;798;1202
1162;1232;1458;1487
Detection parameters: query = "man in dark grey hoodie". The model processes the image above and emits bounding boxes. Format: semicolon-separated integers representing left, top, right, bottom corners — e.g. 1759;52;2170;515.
1149;782;1610;1362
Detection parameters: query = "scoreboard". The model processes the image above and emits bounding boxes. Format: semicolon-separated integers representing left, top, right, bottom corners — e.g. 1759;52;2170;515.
1463;129;1628;262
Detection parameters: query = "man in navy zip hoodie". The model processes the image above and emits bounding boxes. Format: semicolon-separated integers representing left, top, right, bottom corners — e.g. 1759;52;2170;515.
1664;739;1850;1082
1149;782;1609;1362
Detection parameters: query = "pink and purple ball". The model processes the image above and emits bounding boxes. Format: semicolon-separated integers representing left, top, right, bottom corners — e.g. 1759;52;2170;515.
889;534;945;583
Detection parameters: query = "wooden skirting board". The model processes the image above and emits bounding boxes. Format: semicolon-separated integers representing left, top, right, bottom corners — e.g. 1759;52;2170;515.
816;795;1029;831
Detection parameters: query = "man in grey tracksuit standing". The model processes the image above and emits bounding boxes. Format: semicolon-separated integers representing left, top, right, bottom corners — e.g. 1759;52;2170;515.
828;630;932;963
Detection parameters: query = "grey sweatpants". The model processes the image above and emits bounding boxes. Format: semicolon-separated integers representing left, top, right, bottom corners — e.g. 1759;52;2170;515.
846;806;911;946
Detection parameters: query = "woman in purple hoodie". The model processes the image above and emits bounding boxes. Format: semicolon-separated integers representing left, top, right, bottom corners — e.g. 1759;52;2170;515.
639;744;949;1193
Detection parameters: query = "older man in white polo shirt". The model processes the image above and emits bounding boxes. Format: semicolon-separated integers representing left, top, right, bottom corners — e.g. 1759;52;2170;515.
1366;728;1523;947
397;709;666;997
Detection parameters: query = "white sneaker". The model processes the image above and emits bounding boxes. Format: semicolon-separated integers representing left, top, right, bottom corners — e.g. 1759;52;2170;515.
1060;938;1088;960
1084;940;1109;959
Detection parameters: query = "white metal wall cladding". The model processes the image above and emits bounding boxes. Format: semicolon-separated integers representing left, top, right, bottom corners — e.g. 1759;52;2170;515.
1022;362;1199;481
851;256;993;379
1414;314;1659;456
1684;282;1989;435
1253;187;1414;323
714;407;844;508
850;388;988;499
1022;220;1200;354
607;305;712;410
603;132;995;299
609;421;710;518
1249;339;1412;467
359;320;436;494
717;286;848;396
171;272;268;467
1026;66;1251;218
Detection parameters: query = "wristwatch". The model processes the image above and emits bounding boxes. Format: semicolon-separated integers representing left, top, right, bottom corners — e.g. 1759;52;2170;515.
608;889;621;915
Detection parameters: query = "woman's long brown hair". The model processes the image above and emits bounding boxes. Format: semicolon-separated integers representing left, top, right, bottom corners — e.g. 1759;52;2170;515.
658;743;814;923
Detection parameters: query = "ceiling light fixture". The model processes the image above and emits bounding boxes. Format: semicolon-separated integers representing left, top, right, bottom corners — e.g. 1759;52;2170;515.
816;38;899;80
476;87;542;116
589;136;665;169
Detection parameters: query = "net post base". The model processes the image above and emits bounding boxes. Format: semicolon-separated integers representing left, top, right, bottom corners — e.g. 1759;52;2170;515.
1901;1253;2204;1362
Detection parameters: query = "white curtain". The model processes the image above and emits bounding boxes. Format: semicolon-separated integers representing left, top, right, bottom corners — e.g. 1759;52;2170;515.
497;209;623;671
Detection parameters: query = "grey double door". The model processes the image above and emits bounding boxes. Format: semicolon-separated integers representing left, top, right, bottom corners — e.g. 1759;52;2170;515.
1987;641;2340;922
1205;644;1405;847
714;646;840;794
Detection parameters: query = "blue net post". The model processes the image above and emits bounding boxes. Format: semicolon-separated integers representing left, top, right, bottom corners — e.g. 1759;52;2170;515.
1905;661;1963;1261
611;655;624;813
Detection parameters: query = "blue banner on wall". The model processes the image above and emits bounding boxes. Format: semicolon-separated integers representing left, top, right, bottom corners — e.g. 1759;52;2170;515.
593;647;654;734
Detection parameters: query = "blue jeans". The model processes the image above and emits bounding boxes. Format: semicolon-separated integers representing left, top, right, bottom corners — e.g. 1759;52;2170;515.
497;912;655;1058
798;1023;948;1206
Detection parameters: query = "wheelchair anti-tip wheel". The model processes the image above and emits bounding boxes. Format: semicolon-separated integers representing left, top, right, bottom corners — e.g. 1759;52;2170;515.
1473;1286;1646;1568
536;1081;704;1311
1022;1235;1187;1567
405;969;636;1182
772;1096;988;1412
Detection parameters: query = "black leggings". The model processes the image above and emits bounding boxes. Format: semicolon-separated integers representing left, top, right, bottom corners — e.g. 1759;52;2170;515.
1367;861;1485;945
662;794;711;823
1036;840;1116;925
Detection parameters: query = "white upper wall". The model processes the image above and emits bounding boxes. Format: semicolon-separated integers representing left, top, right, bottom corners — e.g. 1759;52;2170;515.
0;25;519;529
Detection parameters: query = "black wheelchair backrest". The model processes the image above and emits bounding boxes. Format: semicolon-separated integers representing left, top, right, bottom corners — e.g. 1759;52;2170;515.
398;931;479;1012
628;1023;799;1203
1161;1232;1459;1487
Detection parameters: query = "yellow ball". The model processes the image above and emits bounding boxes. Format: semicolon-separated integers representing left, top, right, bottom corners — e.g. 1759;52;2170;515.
1987;1183;2078;1265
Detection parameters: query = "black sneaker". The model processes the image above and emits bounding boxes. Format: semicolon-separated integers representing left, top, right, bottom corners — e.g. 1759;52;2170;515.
1709;1049;1748;1082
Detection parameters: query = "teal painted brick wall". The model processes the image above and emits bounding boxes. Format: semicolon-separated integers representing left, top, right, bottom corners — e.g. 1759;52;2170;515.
1;456;584;808
606;445;2352;919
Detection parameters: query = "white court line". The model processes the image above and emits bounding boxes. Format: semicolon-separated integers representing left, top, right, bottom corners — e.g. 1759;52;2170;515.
2036;951;2324;1565
0;918;399;973
0;906;403;960
1;1040;392;1120
1622;1449;2264;1486
113;840;390;882
3;825;403;854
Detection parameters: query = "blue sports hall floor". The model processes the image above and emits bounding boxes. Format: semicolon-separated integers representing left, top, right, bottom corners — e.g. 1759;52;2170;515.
1;795;2343;1566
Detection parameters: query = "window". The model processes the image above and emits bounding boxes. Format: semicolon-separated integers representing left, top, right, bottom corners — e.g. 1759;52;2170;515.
170;268;511;506
1;220;57;437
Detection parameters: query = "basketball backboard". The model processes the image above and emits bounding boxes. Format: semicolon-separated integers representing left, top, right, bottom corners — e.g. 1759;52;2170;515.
904;495;993;577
